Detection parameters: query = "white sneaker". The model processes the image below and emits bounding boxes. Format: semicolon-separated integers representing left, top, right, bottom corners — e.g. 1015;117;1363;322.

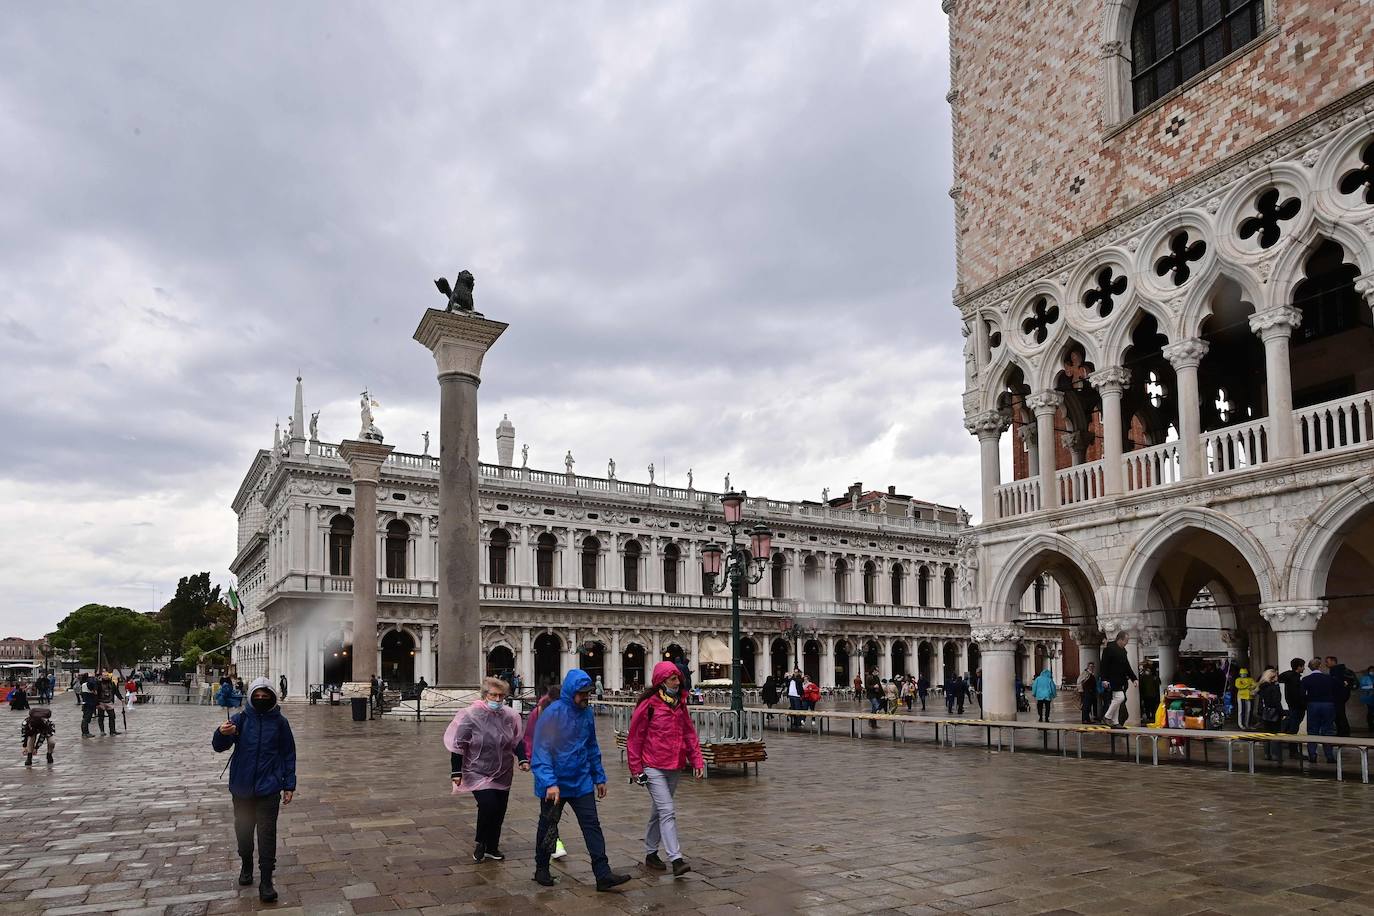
552;840;567;860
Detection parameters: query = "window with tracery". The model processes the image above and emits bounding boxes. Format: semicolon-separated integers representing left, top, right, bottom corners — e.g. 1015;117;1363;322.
1131;0;1265;112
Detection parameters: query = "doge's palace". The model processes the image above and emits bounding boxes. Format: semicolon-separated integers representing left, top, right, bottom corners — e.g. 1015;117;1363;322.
230;380;1064;696
948;0;1374;720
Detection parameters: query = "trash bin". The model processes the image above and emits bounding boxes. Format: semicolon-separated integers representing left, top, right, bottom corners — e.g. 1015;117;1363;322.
351;697;368;721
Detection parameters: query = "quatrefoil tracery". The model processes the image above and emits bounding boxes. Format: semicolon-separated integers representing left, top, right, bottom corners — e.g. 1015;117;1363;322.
1082;267;1127;319
1338;140;1374;205
1238;188;1301;249
1154;230;1207;286
1020;297;1059;345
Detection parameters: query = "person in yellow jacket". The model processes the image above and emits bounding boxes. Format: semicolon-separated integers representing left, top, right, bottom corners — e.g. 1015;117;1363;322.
1233;668;1257;729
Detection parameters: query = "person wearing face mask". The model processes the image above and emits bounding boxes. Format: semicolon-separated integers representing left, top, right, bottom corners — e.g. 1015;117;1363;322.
212;677;297;903
627;661;705;877
529;669;630;892
445;677;529;864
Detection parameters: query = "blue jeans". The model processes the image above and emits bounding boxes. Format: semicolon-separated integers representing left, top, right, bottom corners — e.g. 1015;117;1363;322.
1307;702;1336;762
534;793;609;879
788;696;803;727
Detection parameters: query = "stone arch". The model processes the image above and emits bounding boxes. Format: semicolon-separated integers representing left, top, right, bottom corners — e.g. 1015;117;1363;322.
1285;475;1374;602
981;348;1035;413
986;532;1109;627
1037;335;1102;393
1268;221;1374;307
1101;294;1176;368
1178;263;1267;340
1116;507;1278;613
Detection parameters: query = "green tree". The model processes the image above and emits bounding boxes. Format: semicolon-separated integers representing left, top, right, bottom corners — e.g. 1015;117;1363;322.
158;573;222;651
46;604;165;669
182;624;231;666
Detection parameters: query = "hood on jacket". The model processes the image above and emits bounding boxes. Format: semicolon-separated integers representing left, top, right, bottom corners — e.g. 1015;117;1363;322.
247;676;278;711
560;668;593;699
651;661;681;686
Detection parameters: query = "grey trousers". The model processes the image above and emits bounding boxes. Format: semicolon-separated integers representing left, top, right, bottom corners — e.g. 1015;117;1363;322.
643;767;682;861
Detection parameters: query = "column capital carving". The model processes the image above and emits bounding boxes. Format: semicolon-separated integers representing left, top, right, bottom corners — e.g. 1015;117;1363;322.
1071;625;1105;648
1247;306;1303;339
338;439;395;485
1088;365;1131;394
1137;626;1186;648
1098;614;1150;637
1162;338;1209;370
1100;39;1124;58
970;623;1024;647
1025;391;1064;416
1259;601;1327;632
413;309;509;381
1355;274;1374;307
964;410;1009;440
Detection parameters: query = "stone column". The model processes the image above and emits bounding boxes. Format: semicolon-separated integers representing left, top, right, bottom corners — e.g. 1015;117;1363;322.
878;638;892;681
754;641;769;685
339;439;394;687
609;631;623;690
821;635;836;687
972;624;1024;721
1249;307;1303;460
1260;602;1326;668
413;306;507;687
1162;338;1209;478
519;628;534;687
1090;366;1130;495
420;625;434;683
966;411;1007;522
562;630;578;677
1147;627;1185;687
516;525;531;586
1026;392;1063;510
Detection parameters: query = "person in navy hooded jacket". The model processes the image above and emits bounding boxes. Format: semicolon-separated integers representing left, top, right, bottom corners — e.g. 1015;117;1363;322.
529;669;630;892
212;676;296;902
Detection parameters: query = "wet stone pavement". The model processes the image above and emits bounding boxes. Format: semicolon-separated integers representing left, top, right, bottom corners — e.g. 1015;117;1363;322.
2;699;1373;916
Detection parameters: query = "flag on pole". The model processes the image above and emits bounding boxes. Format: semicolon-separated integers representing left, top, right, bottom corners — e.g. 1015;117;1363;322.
227;586;243;616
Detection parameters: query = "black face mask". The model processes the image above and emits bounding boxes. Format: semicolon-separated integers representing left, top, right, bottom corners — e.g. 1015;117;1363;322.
251;696;274;713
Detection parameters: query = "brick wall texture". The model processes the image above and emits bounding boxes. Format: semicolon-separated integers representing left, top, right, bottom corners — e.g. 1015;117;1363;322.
951;0;1374;297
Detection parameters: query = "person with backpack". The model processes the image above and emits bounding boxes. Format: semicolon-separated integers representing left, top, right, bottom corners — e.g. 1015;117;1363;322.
803;675;822;715
21;707;55;766
76;673;97;738
447;677;529;864
1077;663;1098;724
94;672;123;735
529;669;630;892
212;677;296;903
626;661;704;878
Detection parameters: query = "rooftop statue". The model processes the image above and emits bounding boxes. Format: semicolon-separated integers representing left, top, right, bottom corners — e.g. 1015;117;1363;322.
434;270;476;313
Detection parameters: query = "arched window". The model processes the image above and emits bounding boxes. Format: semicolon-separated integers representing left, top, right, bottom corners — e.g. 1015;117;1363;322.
536;533;557;588
891;563;905;607
1033;575;1045;616
1131;0;1266;112
942;567;955;608
862;561;878;605
385;520;410;579
487;528;510;585
581;537;600;589
623;540;641;592
770;553;786;599
834;558;848;603
917;566;930;606
662;544;680;595
328;515;353;576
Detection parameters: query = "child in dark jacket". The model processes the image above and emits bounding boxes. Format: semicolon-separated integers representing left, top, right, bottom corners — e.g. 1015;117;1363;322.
212;676;296;902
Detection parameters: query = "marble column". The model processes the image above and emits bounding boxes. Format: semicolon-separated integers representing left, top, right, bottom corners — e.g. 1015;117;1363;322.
754;641;769;685
518;628;534;687
609;631;622;690
821;635;836;687
1149;628;1185;687
1027;391;1063;510
972;624;1024;720
1260;602;1326;668
1249;307;1303;460
965;411;1007;523
339;439;394;686
1089;366;1130;495
420;625;434;683
878;639;893;681
1163;338;1209;478
414;304;507;687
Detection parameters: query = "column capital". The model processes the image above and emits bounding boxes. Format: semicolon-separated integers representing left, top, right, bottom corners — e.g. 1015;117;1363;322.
413;309;509;381
1071;625;1105;648
964;410;1008;440
1247;305;1303;340
970;623;1024;648
1025;391;1063;416
1162;337;1209;370
1088;365;1131;394
1098;614;1150;638
338;440;395;484
1354;274;1374;307
1259;601;1327;632
1137;625;1186;648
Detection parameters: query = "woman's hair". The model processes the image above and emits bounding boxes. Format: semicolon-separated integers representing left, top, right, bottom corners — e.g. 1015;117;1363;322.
481;676;508;697
538;685;560;708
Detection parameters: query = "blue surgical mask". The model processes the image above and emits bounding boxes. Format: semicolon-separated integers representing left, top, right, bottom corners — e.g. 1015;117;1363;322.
662;684;679;697
485;700;503;710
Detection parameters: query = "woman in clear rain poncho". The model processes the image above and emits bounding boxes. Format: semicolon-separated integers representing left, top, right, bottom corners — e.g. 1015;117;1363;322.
446;677;529;864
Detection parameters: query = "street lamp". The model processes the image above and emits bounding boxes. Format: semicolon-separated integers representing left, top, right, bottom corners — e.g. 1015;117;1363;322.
701;490;772;716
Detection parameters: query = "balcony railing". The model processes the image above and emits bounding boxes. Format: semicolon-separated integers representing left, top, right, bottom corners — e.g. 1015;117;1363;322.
1123;440;1181;493
1297;390;1374;457
270;574;435;598
1056;459;1105;506
993;478;1040;519
1203;417;1269;476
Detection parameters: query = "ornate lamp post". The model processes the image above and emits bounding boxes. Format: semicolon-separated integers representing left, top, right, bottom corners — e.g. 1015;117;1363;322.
701;491;772;716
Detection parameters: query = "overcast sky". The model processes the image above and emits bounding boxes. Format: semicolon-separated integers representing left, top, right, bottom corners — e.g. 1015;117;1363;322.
1;2;963;637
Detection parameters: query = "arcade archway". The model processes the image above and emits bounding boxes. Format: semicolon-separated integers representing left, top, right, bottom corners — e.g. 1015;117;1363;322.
380;629;415;685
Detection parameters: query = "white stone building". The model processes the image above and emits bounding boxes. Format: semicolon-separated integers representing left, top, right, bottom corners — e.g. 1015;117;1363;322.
230;382;1064;694
947;0;1374;719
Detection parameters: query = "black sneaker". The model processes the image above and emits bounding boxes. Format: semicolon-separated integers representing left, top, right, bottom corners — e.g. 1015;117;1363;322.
238;862;253;886
644;852;667;871
671;858;691;877
596;873;631;892
483;849;505;861
472;842;486;863
45;752;53;764
258;875;277;903
24;756;32;767
533;869;558;887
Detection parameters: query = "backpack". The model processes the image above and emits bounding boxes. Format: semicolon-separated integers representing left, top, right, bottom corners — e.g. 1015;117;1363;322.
803;682;820;703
